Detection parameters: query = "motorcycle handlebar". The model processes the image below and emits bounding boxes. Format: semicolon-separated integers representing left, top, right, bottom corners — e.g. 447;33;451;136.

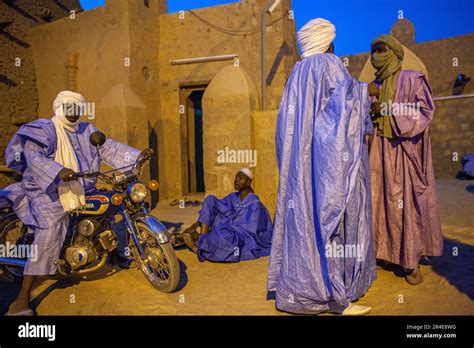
69;171;101;180
70;148;154;180
137;148;154;163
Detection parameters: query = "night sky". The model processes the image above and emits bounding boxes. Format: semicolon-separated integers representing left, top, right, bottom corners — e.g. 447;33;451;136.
79;0;474;56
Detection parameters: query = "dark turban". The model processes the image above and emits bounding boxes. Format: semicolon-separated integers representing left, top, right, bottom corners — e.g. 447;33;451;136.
371;34;404;61
370;35;405;139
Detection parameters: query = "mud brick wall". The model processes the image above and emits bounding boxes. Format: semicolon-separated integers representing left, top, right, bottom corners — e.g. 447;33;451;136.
430;97;474;177
415;34;474;177
0;0;82;187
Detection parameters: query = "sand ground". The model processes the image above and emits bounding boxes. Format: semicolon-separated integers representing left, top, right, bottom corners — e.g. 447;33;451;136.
1;179;473;315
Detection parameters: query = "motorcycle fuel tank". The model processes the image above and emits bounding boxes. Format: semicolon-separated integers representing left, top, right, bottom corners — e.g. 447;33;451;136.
81;190;118;216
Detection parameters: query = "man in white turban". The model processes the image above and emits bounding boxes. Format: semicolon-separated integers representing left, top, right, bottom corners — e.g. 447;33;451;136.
297;18;336;58
4;91;141;315
268;19;380;315
180;169;273;263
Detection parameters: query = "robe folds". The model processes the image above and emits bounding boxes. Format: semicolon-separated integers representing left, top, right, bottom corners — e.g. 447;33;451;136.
268;53;376;314
3;119;140;275
197;193;273;262
369;70;443;270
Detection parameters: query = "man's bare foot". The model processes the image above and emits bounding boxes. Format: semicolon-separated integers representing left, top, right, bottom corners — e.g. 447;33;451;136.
181;222;200;235
182;231;199;253
7;299;33;315
180;222;203;253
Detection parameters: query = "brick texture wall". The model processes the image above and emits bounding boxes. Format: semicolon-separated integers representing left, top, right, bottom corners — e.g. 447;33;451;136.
0;0;82;187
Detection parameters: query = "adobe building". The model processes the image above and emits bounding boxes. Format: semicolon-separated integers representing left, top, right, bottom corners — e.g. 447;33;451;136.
0;0;83;182
0;0;299;215
0;0;473;218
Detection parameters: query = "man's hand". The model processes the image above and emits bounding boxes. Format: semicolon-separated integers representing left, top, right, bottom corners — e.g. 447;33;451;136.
368;82;380;97
58;168;75;182
138;148;154;162
370;102;382;119
141;148;154;159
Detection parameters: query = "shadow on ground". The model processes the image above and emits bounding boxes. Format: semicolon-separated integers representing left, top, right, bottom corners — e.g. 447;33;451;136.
0;264;125;314
375;237;474;301
430;238;474;300
161;220;184;234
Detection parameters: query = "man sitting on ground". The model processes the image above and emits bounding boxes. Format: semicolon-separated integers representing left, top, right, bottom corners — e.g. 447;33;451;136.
180;168;273;263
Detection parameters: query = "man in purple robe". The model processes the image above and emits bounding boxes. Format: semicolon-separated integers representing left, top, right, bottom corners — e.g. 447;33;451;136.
3;91;140;315
368;35;443;285
267;18;377;315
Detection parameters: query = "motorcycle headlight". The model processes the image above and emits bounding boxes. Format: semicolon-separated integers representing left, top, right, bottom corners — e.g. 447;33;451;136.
129;182;148;202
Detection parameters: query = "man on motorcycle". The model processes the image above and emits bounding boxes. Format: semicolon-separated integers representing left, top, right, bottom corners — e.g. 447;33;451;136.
2;91;141;315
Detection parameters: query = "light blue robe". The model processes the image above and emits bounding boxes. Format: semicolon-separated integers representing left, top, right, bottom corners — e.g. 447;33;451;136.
3;119;140;275
267;53;376;314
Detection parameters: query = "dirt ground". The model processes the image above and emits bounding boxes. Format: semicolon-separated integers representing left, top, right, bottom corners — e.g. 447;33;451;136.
1;179;473;315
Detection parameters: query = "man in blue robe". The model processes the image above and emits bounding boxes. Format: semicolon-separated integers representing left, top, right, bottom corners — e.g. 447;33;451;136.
180;168;273;262
267;18;377;315
3;91;140;315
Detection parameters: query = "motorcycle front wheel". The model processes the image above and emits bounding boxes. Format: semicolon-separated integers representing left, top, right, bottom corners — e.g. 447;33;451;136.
0;214;28;282
131;221;180;293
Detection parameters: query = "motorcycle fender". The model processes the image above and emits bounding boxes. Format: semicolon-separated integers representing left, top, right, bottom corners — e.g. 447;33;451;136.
135;215;170;244
0;258;27;268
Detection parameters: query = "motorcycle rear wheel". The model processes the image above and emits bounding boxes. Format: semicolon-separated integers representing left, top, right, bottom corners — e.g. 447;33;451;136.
132;221;180;293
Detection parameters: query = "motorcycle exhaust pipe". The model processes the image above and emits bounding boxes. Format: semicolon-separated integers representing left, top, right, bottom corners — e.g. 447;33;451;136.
0;257;27;267
56;253;108;277
74;253;108;275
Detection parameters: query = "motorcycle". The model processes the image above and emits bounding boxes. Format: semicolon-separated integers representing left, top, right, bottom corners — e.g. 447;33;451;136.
0;132;180;293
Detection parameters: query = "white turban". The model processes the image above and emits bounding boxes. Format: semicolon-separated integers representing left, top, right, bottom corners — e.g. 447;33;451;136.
51;90;87;212
297;18;336;59
53;90;86;126
239;168;254;181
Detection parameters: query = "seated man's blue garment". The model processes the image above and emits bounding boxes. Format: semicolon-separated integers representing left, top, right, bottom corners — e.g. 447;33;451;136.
0;190;8;208
462;154;474;177
196;193;273;262
3;119;140;275
267;53;376;314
